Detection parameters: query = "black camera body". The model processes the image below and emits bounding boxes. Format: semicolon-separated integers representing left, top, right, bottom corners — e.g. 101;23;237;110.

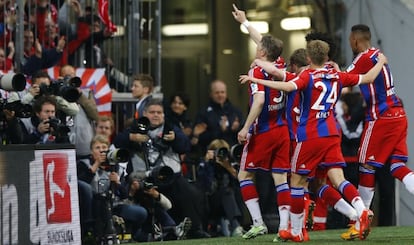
39;76;82;102
46;117;70;143
130;116;150;134
214;144;244;163
1;100;32;118
140;180;155;190
214;147;229;161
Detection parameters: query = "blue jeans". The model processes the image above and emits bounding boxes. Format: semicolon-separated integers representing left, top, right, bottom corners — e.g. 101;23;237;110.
114;203;148;239
78;180;93;234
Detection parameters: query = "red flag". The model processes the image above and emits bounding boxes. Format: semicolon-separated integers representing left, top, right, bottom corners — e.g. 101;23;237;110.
97;0;117;33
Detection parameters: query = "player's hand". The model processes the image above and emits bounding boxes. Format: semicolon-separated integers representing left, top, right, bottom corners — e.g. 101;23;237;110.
377;53;387;65
237;128;248;144
231;4;247;23
239;75;253;84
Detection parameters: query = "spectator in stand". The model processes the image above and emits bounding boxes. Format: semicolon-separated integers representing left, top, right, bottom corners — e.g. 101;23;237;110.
192;80;243;155
131;74;154;120
0;41;14;71
164;92;195;178
21;26;65;76
81;14;113;68
95;115;115;140
0;2;16;49
164;92;192;138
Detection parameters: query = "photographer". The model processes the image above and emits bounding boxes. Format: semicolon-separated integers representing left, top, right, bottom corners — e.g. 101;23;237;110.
60;64;100;159
8;95;71;144
197;139;244;237
125;173;191;241
14;70;79;116
77;134;147;244
113;99;210;239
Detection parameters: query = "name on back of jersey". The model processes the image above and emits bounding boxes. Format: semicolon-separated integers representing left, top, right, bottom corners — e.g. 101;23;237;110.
316;111;330;119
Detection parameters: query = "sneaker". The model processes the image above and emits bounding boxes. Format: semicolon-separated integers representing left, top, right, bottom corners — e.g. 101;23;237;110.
340;224;359;240
242;224;268;239
290;232;304;242
273;234;287;242
232;226;244;237
176;217;192;240
277;229;291;241
359;209;374;240
302;228;309;241
304;199;316;231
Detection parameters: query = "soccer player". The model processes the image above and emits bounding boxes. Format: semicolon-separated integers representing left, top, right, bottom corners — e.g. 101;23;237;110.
237;34;291;240
239;40;387;242
347;24;414;217
253;49;361;242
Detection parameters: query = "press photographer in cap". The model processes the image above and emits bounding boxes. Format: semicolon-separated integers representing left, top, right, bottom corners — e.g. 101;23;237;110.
113;98;211;239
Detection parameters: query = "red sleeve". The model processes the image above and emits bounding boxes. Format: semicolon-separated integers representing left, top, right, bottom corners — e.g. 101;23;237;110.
348;53;374;74
291;70;309;90
338;72;361;87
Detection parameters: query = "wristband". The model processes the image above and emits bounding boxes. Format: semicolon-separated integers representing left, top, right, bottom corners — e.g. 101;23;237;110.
242;20;250;28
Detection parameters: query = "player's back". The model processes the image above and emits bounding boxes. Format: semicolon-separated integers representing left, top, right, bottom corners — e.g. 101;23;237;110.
347;47;403;120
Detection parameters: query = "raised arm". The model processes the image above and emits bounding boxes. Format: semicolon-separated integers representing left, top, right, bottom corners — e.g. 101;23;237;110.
360;53;388;84
252;59;285;80
232;4;262;45
239;75;296;92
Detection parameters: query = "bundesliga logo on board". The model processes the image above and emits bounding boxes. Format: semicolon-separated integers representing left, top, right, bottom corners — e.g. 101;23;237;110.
42;153;72;223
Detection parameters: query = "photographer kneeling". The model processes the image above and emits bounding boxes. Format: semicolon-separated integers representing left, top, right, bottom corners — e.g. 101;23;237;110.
77;135;148;244
114;99;210;239
126;172;192;241
197;139;244;237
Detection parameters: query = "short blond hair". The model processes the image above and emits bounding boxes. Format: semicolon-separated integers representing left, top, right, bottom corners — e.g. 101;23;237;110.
306;40;329;66
90;134;110;150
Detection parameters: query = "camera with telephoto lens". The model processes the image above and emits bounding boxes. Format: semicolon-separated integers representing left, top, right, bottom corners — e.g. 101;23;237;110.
39;76;82;102
0;73;26;92
101;148;130;173
146;165;175;187
214;144;244;163
1;100;32;118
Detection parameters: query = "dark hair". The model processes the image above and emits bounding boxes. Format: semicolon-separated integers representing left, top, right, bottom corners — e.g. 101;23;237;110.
169;92;190;108
351;24;371;41
31;71;51;84
261;35;283;61
305;31;337;60
85;14;101;25
32;95;57;114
